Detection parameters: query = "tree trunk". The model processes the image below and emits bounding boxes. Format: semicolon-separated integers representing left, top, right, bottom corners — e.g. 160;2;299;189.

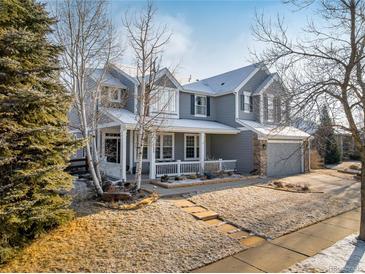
359;157;365;240
135;126;144;190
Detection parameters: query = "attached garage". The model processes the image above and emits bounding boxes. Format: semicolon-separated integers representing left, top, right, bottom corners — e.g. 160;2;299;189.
267;141;303;177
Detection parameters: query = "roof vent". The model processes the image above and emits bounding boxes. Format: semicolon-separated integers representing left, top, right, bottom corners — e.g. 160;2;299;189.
221;82;225;86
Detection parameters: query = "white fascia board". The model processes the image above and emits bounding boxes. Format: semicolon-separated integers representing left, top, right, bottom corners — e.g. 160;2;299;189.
109;63;138;85
181;88;235;97
233;67;260;93
98;122;121;129
256;75;278;95
161;68;183;89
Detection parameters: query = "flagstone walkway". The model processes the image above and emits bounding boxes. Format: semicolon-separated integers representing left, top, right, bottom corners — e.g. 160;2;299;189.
173;199;361;273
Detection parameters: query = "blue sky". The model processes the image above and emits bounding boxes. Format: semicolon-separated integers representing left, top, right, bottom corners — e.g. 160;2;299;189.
110;0;315;82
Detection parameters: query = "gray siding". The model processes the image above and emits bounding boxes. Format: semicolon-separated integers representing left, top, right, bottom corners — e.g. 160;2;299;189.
210;131;254;174
179;91;216;121
215;94;239;127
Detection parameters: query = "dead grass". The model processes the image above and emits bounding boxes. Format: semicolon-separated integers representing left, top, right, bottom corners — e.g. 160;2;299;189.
0;200;242;273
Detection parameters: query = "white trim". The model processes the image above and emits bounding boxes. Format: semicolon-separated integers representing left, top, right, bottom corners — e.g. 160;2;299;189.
184;133;200;160
129;130;134;174
120;126;127;181
233;67;261;93
255;74;278;95
199;132;206;174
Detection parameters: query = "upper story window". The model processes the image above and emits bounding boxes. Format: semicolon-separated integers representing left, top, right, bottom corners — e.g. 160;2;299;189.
240;93;253;113
102;86;127;103
151;88;177;114
195;95;207;116
267;96;275;122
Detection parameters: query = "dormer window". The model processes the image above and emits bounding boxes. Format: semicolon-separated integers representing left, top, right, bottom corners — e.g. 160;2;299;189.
240;93;253;113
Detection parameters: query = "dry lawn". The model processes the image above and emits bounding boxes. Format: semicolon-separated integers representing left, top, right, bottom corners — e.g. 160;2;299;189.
190;171;360;239
0;200;242;273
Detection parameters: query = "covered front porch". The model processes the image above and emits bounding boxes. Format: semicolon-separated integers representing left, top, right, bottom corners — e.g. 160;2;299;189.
97;108;240;181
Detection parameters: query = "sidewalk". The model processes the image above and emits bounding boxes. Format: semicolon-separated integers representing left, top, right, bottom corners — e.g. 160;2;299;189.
192;207;360;273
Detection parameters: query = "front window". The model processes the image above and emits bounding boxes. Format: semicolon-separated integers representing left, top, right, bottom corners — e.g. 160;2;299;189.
267;96;274;122
240;94;253;113
185;134;199;160
155;134;174;160
103;86;127;103
151;88;177;114
195;95;207;116
104;133;120;163
134;133;149;161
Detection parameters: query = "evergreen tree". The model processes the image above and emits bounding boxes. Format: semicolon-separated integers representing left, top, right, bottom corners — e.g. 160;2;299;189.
0;0;78;263
315;106;341;164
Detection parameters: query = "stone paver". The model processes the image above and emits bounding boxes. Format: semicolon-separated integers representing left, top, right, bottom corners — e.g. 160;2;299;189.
272;231;333;256
240;236;266;248
191;210;219;220
233;242;307;273
192;256;262;273
204;219;224;226
173;199;195;208
228;231;250;240
181;206;207;213
216;223;239;233
298;222;355;242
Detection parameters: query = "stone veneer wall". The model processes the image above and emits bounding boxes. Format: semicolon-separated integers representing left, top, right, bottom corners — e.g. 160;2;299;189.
253;133;268;176
303;139;310;173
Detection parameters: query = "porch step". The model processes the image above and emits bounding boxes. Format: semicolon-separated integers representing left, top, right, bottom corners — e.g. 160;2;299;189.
191;210;219;221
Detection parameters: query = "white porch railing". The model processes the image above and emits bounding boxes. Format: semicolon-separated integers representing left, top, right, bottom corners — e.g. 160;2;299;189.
155;159;237;178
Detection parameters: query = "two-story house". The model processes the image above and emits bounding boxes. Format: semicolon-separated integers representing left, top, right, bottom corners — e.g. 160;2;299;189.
71;63;310;181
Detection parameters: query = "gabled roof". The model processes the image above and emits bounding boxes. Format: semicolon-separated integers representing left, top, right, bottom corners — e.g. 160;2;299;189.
89;68;128;89
182;63;260;96
253;73;279;94
102;108;239;134
237;119;310;140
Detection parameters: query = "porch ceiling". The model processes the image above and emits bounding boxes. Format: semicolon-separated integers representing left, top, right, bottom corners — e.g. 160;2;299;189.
101;107;239;134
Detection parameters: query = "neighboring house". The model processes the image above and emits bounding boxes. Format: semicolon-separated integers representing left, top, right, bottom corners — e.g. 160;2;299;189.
70;63;310;180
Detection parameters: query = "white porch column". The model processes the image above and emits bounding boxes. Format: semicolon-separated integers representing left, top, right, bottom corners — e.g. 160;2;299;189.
149;131;156;179
199;132;206;174
120;125;127;181
129;130;134;174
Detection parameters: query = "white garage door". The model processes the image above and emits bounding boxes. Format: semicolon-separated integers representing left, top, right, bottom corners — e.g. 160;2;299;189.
267;142;302;177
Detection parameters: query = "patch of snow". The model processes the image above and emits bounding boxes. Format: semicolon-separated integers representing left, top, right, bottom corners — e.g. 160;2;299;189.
288;234;365;273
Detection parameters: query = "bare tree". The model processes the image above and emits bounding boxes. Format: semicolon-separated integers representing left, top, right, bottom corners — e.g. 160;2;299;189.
53;0;119;195
123;2;172;190
252;0;365;239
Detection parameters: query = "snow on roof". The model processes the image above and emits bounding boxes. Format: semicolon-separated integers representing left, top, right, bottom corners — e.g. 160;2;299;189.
91;69;128;89
103;108;239;134
182;64;259;95
237;119;310;139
